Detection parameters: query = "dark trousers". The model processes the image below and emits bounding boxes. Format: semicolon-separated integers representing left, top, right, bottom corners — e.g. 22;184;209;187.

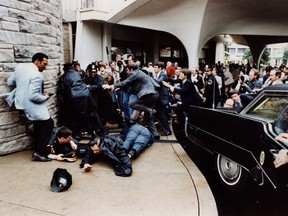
98;91;123;125
32;118;54;156
155;102;171;134
173;106;187;130
130;92;159;136
79;112;103;135
129;92;159;114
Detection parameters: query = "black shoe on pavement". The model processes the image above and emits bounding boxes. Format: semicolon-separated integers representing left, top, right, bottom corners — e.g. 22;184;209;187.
128;149;136;159
32;152;52;162
154;135;160;140
161;131;172;136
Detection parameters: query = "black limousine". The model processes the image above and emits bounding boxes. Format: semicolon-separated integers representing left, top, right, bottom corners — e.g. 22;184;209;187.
172;84;288;192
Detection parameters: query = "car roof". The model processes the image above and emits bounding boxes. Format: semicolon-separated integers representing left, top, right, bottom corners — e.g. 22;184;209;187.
263;84;288;92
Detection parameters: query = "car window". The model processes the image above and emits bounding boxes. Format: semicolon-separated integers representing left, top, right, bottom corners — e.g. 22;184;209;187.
274;105;288;134
246;95;287;122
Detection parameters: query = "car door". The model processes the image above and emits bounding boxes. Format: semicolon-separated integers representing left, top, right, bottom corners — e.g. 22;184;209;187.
186;106;267;170
186;92;288;186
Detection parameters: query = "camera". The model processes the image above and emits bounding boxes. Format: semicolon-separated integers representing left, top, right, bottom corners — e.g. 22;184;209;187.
238;76;245;84
117;60;123;68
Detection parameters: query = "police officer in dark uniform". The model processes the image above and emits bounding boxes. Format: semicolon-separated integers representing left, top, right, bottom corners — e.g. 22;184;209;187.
203;67;220;108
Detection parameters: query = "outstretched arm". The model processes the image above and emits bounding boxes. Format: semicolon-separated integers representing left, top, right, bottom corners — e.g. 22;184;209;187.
274;149;288;168
162;80;174;92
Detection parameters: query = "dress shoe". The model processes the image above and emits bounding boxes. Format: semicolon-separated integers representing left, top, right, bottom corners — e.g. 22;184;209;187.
32;152;52;162
154;135;160;140
148;109;156;117
161;131;172;136
128;149;136;159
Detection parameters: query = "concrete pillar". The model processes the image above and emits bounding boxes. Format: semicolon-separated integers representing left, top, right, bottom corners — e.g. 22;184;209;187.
102;23;112;63
74;3;83;62
215;41;225;64
75;21;103;69
74;19;83;61
190;53;200;69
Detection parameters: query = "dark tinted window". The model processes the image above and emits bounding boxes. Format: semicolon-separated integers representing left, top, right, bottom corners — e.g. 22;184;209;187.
274;105;288;134
246;95;287;122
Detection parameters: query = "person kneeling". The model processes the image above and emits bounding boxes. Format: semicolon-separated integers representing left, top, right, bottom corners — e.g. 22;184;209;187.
47;126;92;171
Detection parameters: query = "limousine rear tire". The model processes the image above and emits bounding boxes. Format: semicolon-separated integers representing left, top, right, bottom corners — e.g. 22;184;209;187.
216;154;249;192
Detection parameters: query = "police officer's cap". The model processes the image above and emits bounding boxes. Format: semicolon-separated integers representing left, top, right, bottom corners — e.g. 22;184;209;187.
50;168;72;193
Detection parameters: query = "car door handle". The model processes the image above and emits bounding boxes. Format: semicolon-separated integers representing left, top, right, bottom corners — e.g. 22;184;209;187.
269;149;278;158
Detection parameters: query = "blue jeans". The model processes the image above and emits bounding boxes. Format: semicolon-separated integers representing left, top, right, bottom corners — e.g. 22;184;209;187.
123;124;152;155
121;89;134;124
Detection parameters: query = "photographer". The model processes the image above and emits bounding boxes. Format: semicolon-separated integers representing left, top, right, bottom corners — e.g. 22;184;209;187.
235;70;249;93
242;68;262;93
115;54;126;73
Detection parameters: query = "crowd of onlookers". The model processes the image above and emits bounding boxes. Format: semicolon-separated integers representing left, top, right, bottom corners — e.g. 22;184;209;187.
222;62;288;109
5;52;288;177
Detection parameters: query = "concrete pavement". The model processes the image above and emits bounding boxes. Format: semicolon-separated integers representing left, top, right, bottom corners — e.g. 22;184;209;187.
0;135;217;216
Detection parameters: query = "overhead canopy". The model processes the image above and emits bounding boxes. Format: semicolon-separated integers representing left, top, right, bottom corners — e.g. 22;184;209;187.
72;0;288;67
113;0;288;66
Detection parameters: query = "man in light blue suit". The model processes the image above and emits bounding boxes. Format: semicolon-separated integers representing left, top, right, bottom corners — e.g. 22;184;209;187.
6;53;54;161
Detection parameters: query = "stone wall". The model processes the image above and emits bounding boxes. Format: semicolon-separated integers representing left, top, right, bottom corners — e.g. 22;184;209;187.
0;0;63;155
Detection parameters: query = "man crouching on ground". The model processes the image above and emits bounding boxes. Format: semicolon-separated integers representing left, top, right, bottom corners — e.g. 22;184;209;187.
47;126;92;171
